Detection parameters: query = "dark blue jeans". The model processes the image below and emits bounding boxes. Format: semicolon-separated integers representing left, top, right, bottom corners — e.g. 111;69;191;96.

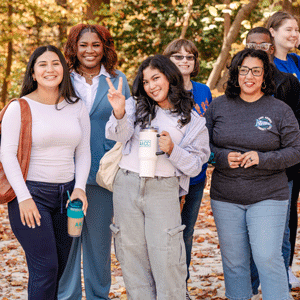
181;180;205;282
8;180;74;300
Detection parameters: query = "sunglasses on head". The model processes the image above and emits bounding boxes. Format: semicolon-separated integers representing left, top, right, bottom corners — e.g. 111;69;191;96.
170;55;195;61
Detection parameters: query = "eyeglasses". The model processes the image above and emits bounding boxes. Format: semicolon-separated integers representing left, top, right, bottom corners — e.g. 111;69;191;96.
170;55;195;61
246;43;272;51
238;66;264;76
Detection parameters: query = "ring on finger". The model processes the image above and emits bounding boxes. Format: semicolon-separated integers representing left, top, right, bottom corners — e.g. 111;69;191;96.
249;157;253;162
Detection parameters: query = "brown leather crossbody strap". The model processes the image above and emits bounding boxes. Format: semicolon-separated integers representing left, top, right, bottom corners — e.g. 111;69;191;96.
0;98;32;204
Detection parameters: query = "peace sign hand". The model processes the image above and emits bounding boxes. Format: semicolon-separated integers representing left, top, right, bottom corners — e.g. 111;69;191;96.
106;77;126;119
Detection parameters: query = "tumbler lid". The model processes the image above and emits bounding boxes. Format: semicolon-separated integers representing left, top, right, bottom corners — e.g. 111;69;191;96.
140;126;158;133
68;199;83;209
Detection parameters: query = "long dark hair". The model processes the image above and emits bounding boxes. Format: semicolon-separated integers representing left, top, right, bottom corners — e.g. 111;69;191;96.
225;48;276;99
20;45;80;105
64;24;117;77
132;54;194;127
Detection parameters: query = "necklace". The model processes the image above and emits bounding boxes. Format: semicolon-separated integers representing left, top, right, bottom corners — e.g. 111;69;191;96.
79;69;99;78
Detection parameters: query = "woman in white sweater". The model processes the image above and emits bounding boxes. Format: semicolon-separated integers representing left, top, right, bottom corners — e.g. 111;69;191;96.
0;45;91;300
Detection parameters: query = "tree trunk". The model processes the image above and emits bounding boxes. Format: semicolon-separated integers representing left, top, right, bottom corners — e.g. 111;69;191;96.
1;4;13;106
56;0;67;48
223;0;230;41
206;0;260;90
180;0;193;39
86;0;110;20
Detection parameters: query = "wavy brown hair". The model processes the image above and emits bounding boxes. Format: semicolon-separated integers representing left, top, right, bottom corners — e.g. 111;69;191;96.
64;24;117;77
132;55;194;128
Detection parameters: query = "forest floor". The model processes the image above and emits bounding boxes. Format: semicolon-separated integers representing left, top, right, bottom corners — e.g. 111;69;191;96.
1;168;300;299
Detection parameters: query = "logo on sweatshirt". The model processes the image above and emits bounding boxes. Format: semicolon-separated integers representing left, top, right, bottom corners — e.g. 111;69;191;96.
255;116;272;131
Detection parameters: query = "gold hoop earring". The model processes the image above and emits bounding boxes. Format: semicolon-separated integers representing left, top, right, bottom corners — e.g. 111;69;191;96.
262;81;266;89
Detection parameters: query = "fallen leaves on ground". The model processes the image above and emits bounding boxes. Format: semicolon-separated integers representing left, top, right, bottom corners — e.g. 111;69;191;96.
1;166;300;299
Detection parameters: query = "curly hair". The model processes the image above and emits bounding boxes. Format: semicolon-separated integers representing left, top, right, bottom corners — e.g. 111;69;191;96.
20;45;80;106
64;24;117;77
163;38;200;78
225;48;276;99
132;54;194;128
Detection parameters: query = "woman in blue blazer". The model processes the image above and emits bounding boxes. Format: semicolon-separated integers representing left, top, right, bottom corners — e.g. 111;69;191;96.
58;24;131;300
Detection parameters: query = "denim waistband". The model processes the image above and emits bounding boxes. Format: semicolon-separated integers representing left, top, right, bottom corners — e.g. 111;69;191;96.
26;180;75;213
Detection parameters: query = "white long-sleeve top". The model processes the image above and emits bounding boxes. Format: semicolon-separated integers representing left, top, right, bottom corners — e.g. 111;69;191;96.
1;97;91;203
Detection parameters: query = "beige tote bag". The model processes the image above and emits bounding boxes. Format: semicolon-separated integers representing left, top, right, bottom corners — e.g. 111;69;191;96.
96;142;123;192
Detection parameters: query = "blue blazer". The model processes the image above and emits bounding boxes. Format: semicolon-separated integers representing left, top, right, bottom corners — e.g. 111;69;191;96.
72;70;131;186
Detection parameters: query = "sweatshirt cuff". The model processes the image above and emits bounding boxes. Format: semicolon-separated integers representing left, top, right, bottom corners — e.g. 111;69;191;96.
111;111;128;133
169;143;181;163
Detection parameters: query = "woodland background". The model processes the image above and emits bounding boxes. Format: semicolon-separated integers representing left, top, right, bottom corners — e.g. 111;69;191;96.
1;0;300;107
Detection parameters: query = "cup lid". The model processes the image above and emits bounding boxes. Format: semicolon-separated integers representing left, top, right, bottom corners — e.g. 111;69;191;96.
68;199;83;209
140;126;158;132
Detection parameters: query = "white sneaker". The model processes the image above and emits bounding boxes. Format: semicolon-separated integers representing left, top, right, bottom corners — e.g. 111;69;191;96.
288;267;300;288
251;294;260;300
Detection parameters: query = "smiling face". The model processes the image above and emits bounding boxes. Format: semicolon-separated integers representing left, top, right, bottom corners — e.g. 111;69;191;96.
238;56;264;102
77;31;103;73
142;67;171;109
270;19;299;53
32;51;63;90
169;46;195;77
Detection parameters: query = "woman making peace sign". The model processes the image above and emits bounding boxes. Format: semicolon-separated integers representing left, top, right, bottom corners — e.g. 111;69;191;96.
105;55;210;300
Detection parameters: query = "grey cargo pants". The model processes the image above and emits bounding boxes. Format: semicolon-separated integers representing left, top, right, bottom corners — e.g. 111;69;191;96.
111;168;186;300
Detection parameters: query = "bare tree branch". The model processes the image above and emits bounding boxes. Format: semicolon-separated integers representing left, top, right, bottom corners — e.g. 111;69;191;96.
180;0;193;39
207;0;259;90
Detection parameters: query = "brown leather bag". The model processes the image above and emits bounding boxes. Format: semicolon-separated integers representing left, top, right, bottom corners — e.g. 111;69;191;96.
0;98;32;204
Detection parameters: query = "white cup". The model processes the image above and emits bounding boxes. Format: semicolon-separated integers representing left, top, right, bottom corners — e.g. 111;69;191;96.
139;127;164;177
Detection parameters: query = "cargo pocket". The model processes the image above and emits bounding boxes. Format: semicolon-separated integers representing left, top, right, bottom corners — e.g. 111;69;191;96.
166;224;186;265
110;223;123;263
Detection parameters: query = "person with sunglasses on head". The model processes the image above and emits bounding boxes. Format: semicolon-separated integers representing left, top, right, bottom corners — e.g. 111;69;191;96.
245;27;300;300
163;39;212;300
205;48;300;300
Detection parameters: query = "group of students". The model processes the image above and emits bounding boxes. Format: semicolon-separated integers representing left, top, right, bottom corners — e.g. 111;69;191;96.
2;10;300;300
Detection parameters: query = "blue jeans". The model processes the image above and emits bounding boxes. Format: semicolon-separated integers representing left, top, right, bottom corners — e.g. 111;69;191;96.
181;180;205;282
251;180;293;294
211;199;289;300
